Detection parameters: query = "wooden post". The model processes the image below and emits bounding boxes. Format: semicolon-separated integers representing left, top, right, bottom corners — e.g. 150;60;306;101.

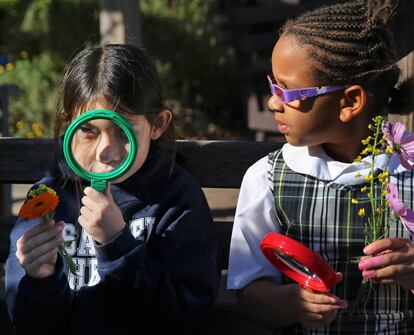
388;0;414;131
0;84;19;217
99;0;142;46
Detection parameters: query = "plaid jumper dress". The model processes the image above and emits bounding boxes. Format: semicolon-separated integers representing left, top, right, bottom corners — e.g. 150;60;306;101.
270;149;414;334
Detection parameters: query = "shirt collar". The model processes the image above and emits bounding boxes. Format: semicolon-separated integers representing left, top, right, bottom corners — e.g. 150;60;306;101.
282;143;407;185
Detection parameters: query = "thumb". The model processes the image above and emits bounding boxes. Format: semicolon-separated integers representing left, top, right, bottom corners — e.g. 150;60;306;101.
104;183;114;201
335;272;343;285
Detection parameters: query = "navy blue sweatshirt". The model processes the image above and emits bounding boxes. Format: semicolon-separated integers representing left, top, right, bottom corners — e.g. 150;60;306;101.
5;141;220;334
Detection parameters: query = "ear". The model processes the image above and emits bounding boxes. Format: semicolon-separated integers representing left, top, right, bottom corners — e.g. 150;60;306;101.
339;85;367;122
150;109;173;140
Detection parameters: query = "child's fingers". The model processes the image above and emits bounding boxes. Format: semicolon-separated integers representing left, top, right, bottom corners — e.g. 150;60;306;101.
24;248;59;273
17;223;63;255
104;183;113;200
79;205;94;220
364;237;410;256
300;301;344;314
22;235;63;266
19;220;54;242
299;287;340;305
363;260;414;280
83;186;107;203
335;272;343;285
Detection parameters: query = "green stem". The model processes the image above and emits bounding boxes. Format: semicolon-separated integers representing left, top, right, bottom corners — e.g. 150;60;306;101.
43;213;78;276
369;118;382;242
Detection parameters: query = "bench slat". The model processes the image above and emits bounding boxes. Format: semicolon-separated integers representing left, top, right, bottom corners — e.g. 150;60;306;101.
0;138;282;188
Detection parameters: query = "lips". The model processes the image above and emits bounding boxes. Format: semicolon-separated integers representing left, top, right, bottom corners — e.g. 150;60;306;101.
277;121;289;134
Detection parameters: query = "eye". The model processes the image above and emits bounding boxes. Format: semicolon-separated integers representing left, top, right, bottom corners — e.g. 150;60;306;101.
78;126;98;139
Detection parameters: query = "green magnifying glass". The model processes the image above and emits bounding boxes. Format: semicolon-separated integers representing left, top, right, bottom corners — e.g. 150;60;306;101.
63;109;138;192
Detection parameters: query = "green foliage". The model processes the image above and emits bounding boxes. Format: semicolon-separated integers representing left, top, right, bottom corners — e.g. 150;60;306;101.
0;0;245;139
141;0;244;137
0;0;99;59
0;52;62;137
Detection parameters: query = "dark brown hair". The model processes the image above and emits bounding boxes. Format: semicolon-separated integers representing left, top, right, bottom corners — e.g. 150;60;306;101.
280;0;414;114
55;44;174;141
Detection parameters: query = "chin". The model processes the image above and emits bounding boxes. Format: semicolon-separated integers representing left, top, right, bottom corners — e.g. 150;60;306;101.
112;176;128;184
285;136;302;147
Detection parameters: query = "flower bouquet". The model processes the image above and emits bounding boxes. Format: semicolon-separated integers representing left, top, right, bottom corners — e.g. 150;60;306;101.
19;184;77;275
351;115;414;311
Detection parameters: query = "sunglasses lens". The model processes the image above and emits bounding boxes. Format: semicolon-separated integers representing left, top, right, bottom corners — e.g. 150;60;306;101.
274;87;285;103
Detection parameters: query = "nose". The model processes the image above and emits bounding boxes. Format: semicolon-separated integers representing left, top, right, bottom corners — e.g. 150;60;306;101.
96;133;124;164
268;94;284;113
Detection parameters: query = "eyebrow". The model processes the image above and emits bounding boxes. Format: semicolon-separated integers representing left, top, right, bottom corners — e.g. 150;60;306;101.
81;122;94;127
272;71;291;89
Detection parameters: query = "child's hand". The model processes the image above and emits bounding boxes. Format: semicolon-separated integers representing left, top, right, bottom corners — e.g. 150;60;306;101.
16;220;64;279
359;237;414;290
294;273;347;328
79;184;125;244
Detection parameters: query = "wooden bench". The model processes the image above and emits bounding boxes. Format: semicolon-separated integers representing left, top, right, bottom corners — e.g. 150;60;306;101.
0;137;283;334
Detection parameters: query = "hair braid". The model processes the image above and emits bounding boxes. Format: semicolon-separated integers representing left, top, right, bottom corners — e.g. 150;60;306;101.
281;0;400;96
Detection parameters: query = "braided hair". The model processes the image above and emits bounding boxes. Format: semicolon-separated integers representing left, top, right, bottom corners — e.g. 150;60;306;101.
281;0;414;114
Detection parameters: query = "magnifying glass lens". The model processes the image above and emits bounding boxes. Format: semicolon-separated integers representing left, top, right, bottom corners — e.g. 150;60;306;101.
272;250;320;280
71;118;131;174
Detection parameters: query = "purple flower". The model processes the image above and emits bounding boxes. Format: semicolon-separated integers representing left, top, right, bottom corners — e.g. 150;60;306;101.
382;121;414;169
386;183;414;236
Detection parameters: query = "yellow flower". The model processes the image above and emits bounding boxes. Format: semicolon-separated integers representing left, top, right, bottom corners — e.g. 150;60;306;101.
358;208;366;217
364;174;373;182
16;120;24;129
378;172;389;183
361;148;370;155
386;146;393;154
0;65;4;74
352;198;359;204
28;184;57;197
27;132;35;139
31;123;40;131
354;155;362;163
34;129;44;137
5;63;14;71
362;136;371;145
361;186;367;192
20;50;29;59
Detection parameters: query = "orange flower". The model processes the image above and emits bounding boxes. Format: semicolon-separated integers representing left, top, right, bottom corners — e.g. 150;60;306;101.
19;192;59;219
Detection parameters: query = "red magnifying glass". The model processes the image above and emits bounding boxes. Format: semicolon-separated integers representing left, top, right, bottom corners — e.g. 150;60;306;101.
260;233;338;292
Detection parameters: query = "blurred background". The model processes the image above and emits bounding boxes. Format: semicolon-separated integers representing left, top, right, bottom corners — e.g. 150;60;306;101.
0;0;412;141
0;0;360;141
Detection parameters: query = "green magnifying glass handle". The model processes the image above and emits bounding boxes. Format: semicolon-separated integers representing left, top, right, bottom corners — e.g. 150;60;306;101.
91;180;107;192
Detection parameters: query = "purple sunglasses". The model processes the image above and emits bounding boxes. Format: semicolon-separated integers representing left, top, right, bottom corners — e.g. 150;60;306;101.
267;75;373;104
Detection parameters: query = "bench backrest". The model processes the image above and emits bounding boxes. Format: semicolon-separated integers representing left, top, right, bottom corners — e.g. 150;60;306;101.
0;138;283;267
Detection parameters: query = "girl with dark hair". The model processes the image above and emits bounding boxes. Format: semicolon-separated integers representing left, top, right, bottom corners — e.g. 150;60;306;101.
6;44;219;335
228;0;414;333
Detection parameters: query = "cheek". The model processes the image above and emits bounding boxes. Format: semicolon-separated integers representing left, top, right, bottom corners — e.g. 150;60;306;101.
132;134;152;170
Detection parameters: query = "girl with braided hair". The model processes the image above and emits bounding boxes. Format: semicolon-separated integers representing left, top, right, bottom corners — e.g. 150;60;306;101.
228;0;414;333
